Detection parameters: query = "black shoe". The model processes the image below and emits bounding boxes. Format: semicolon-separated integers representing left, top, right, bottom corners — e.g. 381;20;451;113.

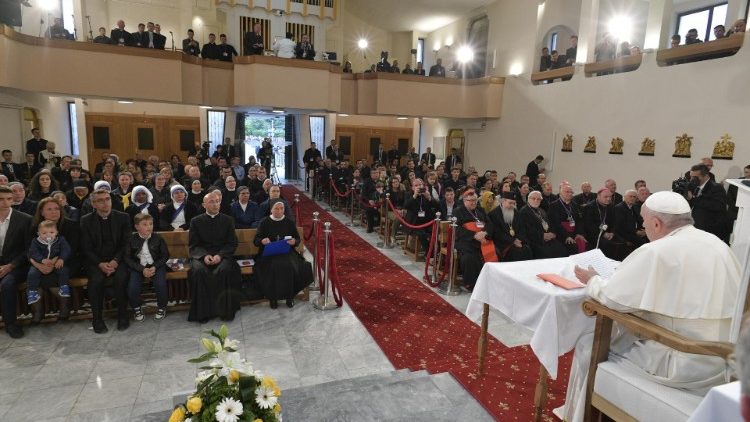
286;299;294;308
270;300;278;309
220;314;235;322
5;324;24;339
93;320;108;334
117;319;130;331
366;227;374;233
58;298;70;321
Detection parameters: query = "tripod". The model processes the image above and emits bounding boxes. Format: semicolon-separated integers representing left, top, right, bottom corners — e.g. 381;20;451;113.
269;156;281;185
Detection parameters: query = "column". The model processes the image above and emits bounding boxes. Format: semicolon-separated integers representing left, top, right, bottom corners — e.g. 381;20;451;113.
576;0;600;63
726;0;749;24
643;0;672;50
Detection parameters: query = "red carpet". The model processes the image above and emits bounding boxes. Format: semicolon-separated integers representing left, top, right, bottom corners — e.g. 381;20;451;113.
283;185;572;421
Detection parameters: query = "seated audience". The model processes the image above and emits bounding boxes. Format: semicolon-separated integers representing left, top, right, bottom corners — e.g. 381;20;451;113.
549;184;586;255
126;185;159;229
187;191;241;322
671;34;681;48
124;213;169;322
613;189;648;255
685;28;703;44
10;182;37;215
160;185;199;231
487;192;532;261
93;27;110;44
230;186;259;229
257;185;292;221
0;186;32;338
539;47;551;71
518;191;568;259
454;189;496;290
80;188;132;333
254;200;312;308
581;187;619;259
28;170;58;201
429;58;445;77
26;219;71;322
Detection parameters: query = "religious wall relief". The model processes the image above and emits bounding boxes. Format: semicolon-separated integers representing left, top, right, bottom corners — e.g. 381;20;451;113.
639;138;655;156
561;134;573;152
711;134;735;160
583;136;596;153
609;137;624;155
672;133;693;158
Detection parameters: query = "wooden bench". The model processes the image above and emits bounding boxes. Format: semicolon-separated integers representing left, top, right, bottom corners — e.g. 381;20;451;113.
2;227;308;325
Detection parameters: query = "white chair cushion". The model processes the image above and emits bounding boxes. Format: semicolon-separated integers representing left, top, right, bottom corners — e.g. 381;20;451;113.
594;360;705;422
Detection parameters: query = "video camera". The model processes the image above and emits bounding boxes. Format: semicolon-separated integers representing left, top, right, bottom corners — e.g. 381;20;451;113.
671;175;698;197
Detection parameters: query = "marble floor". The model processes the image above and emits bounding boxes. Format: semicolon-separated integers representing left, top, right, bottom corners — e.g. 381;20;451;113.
0;183;531;422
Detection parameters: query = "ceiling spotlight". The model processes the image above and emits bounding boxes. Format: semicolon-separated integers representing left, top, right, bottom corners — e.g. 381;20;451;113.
456;45;474;64
272;108;284;114
357;38;368;49
199;105;211;109
117;100;133;104
396;116;408;120
338;113;349;117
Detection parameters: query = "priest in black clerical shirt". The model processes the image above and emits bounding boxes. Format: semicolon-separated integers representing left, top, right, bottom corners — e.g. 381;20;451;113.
80;189;132;333
201;33;221;60
581;187;620;259
244;23;264;55
187;191;241;322
218;34;239;62
453;189;496;290
110;20;131;46
183;29;200;57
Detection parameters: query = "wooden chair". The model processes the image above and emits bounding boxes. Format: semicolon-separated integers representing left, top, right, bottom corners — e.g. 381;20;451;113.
582;299;735;422
436;221;457;280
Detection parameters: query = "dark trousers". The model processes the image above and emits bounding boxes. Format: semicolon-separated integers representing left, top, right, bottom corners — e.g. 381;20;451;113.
366;208;380;230
0;267;26;326
459;250;483;288
27;266;70;291
128;267;168;309
87;264;128;322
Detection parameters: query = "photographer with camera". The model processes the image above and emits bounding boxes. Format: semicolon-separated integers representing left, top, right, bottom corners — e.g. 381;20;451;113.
404;178;440;256
687;164;730;243
258;138;274;177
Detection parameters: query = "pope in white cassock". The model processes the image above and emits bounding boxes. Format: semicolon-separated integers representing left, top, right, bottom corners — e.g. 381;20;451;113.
560;191;741;422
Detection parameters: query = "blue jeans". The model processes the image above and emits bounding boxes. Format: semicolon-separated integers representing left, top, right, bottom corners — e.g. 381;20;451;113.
27;266;70;291
128;267;167;309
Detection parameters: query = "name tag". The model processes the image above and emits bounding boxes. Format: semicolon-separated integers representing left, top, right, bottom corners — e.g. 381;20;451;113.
119;38;124;43
418;211;426;218
476;221;485;229
223;52;228;56
599;224;608;231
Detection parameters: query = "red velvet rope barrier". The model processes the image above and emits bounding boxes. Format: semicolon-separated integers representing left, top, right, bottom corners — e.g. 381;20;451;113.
386;199;439;230
327;233;344;307
422;223;453;288
329;179;353;198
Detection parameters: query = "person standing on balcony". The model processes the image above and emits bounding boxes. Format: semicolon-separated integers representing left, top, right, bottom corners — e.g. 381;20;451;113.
201;33;220;60
93;27;110;44
428;58;445;77
565;35;578;66
153;24;166;50
294;33;316;60
218;34;238;62
244;22;264;56
183;29;200;56
272;32;296;59
110;20;131;47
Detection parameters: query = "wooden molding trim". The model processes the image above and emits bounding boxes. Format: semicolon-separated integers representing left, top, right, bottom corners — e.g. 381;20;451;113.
530;66;575;82
584;54;643;75
656;34;744;64
353;72;505;86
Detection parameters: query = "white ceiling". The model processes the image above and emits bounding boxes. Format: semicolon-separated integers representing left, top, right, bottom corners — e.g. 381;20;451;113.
345;0;495;33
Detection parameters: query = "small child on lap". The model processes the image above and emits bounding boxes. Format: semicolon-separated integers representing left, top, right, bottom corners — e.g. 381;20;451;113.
124;213;170;321
27;220;71;305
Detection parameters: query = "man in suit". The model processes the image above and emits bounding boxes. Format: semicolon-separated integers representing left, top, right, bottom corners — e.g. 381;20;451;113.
421;147;436;167
573;182;595;206
9;182;36;214
429;58;445;77
243;22;264;56
110;20;131;47
294;33;315;60
131;23;147;48
25;127;47;167
183;29;200;56
326;140;344;164
525;155;544;188
153;24;166;49
565;35;578;66
144;22;157;48
604;178;623;205
80;189;133;333
373;142;388;165
688;164;730;242
684;157;717;182
444;148;462;173
405;147;419;165
0;186;32;338
1;149;18;182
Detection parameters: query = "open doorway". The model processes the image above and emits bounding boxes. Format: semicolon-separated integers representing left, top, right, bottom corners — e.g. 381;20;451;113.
244;114;287;181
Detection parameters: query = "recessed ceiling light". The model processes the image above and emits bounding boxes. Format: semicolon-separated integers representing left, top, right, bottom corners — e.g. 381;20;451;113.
397;116;408;120
338;113;349;117
200;105;211;109
272;108;284;113
117;100;133;104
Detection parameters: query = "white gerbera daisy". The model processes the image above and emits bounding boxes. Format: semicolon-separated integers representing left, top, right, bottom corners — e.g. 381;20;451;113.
255;385;278;409
215;397;244;422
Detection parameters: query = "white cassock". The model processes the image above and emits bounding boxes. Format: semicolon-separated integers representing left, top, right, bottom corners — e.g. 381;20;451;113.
561;225;741;422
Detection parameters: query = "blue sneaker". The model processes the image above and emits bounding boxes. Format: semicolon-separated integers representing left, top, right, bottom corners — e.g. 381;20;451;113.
59;285;71;298
27;290;41;305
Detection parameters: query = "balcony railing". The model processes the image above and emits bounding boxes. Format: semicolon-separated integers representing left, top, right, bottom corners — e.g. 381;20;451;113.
215;0;337;20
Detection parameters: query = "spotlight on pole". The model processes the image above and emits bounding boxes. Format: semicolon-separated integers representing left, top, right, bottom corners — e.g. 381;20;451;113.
456;45;474;64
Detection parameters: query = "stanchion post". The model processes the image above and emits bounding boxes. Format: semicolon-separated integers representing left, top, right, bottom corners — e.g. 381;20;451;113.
347;184;355;226
384;193;394;249
328;180;334;211
351;183;360;227
438;217;462;296
309;212;320;291
376;194;386;248
313;222;338;311
431;213;441;282
294;193;300;209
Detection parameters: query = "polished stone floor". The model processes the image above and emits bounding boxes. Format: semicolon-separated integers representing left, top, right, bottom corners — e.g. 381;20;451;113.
0;185;531;422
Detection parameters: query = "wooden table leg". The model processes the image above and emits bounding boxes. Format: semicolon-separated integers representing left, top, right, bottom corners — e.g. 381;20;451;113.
533;364;549;422
477;303;490;376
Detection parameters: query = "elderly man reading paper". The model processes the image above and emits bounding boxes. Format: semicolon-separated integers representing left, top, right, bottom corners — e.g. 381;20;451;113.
559;191;741;422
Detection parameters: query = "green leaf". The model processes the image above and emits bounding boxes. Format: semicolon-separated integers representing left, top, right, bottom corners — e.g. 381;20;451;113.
238;376;256;403
218;324;229;340
188;352;215;363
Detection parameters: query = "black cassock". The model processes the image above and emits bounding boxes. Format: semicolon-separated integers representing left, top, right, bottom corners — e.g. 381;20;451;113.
253;216;312;301
188;213;242;321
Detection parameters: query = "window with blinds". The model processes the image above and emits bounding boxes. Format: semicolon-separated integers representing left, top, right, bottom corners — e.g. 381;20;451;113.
285;22;315;44
239;17;271;54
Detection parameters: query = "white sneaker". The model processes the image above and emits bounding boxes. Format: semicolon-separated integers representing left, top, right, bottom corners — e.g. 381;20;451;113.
133;307;145;322
154;308;166;320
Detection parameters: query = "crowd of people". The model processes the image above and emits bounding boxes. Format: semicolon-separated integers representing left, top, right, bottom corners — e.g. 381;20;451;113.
305;145;745;293
0;132;311;339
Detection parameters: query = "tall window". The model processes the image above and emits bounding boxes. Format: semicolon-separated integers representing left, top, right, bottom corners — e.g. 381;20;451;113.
417;38;425;64
62;0;75;36
549;32;558;51
309;116;325;151
207;110;226;155
67;102;79;156
677;2;728;43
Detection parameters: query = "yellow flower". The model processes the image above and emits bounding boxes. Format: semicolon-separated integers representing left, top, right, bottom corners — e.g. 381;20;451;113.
186;396;202;414
253;419;263;422
262;376;277;389
168;405;186;422
273;386;281;397
273;403;282;414
228;369;240;383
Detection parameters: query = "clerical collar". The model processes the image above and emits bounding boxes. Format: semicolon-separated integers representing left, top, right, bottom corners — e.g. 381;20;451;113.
270;214;285;222
207;212;220;218
97;212;111;220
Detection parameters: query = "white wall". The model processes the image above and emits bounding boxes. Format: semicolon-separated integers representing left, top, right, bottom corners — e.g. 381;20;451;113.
0;89;73;160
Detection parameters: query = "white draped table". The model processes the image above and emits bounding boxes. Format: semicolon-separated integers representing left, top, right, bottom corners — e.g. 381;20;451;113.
466;258;597;420
687;381;742;422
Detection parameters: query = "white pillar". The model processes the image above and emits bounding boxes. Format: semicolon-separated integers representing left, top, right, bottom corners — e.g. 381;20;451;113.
325;112;337;147
726;0;749;24
644;0;672;50
576;0;600;63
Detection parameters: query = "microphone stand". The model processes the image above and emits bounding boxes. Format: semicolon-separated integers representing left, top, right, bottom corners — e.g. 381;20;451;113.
85;15;93;41
169;31;175;51
38;18;44;38
71;14;78;40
